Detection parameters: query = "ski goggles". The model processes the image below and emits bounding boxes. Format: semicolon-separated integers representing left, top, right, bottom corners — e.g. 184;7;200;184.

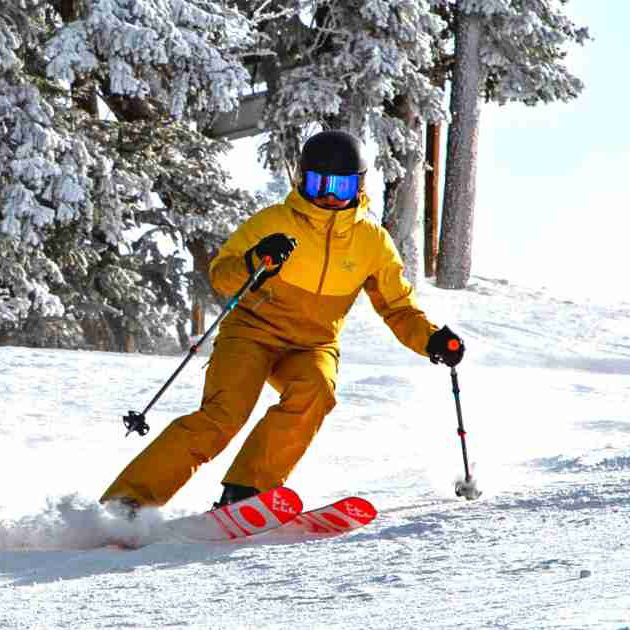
303;171;360;201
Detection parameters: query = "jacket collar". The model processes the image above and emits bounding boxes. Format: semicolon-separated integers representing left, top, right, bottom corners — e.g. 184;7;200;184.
285;188;369;234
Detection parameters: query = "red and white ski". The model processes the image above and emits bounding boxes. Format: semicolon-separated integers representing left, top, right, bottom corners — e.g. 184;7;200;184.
256;496;377;541
166;486;302;543
106;490;376;548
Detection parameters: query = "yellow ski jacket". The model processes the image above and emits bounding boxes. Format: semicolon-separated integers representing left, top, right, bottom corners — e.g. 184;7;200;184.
209;189;438;356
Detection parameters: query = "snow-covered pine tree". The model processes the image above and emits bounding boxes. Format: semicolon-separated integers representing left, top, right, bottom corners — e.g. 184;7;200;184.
45;0;254;123
0;2;89;347
0;1;260;351
259;1;448;282
436;0;589;289
257;169;291;208
44;0;263;349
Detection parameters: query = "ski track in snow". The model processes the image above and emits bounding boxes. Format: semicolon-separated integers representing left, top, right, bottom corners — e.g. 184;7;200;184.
1;277;630;629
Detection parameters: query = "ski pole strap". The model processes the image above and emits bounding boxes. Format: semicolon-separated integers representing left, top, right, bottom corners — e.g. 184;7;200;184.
231;257;272;302
245;250;280;291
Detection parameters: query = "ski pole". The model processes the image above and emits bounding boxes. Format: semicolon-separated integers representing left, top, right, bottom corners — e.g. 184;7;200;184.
122;257;272;437
449;364;481;500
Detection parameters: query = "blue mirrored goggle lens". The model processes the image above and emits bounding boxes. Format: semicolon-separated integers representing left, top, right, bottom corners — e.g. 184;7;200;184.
304;171;359;201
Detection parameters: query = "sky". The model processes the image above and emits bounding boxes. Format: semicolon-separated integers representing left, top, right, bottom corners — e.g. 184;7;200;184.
223;1;630;302
474;0;630;300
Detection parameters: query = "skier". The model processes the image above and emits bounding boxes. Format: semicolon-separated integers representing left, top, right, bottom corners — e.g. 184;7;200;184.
100;130;465;512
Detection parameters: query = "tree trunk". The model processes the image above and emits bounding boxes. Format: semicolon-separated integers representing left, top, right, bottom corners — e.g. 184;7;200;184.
190;302;204;337
187;239;212;337
437;10;482;290
383;147;424;285
381;95;424;286
186;239;227;339
125;333;136;353
424;122;441;278
57;0;79;23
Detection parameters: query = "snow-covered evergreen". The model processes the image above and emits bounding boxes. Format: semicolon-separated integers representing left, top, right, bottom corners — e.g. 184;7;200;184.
259;1;450;284
263;1;448;181
45;0;254;121
0;2;259;350
0;0;590;349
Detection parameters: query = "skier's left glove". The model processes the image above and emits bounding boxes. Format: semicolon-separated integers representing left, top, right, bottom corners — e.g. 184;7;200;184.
426;325;465;367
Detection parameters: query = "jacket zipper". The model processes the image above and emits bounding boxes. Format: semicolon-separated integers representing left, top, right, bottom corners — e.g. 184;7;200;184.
316;214;336;295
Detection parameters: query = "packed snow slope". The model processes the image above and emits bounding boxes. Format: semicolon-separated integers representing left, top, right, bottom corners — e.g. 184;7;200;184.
1;276;629;630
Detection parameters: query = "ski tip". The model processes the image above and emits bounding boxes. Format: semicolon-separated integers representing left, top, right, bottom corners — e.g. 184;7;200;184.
278;486;302;506
331;496;378;525
256;486;303;524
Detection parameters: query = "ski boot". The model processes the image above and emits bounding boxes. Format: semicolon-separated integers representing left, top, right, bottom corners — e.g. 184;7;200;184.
104;497;142;521
213;483;260;509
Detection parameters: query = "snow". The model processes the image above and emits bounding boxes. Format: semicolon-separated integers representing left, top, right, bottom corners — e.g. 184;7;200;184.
1;276;630;629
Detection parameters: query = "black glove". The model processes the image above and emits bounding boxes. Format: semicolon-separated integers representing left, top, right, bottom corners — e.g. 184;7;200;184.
254;233;297;265
426;325;465;367
245;233;297;291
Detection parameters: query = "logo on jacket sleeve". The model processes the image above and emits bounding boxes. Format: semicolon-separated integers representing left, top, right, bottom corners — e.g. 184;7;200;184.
341;260;356;272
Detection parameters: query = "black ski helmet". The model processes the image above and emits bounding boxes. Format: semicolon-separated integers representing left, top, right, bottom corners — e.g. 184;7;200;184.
300;130;368;175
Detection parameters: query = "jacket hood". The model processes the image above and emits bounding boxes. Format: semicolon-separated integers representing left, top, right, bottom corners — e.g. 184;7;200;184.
285;188;369;235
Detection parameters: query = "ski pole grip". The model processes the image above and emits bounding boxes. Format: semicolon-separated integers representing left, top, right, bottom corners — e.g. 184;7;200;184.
447;339;461;351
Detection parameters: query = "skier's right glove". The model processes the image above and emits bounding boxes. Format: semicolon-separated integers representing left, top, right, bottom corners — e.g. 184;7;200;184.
426;325;465;367
254;233;297;265
245;233;297;291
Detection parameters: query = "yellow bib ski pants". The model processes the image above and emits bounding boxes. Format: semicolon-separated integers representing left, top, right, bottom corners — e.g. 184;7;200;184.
100;337;337;506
